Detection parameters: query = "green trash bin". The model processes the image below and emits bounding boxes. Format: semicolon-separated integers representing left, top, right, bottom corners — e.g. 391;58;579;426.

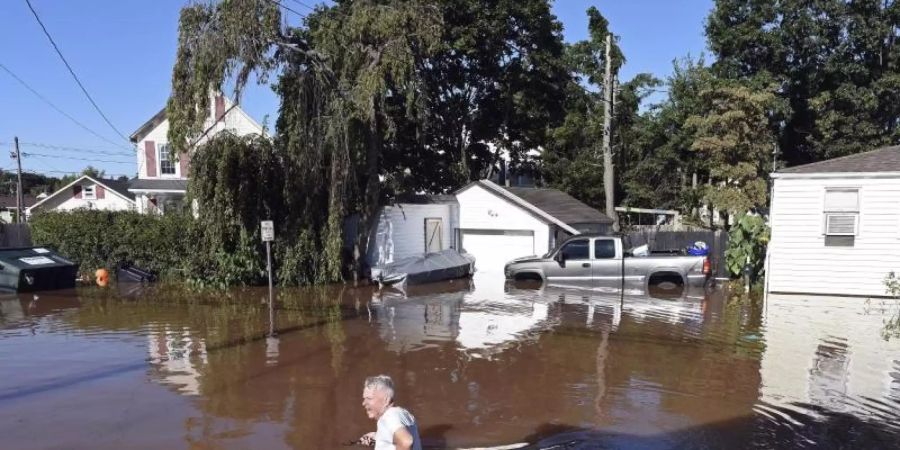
0;247;79;292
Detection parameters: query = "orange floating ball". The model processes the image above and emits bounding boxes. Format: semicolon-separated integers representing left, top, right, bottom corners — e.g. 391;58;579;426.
95;268;109;287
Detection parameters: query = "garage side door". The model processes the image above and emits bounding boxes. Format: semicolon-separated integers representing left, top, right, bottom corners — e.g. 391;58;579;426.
461;230;535;274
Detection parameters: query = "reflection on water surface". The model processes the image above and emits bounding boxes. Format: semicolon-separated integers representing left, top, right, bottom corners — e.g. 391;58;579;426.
0;276;898;449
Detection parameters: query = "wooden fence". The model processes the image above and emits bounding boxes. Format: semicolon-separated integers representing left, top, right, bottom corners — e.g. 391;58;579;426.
623;230;729;279
0;223;33;248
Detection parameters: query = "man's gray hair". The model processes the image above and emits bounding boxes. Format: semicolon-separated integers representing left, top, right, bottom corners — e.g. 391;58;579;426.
364;375;395;401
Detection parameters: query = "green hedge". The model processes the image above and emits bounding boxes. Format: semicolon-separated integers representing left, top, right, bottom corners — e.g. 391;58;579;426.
30;210;195;279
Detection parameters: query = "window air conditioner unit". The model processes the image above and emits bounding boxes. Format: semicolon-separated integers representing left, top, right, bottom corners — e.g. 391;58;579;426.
825;214;857;235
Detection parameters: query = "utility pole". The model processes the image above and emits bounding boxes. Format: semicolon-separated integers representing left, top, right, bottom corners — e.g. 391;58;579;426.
602;34;619;232
13;137;23;223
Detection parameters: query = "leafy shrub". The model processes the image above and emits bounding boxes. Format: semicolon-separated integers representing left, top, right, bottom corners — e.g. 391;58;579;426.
30;210;194;279
884;272;900;339
725;214;770;280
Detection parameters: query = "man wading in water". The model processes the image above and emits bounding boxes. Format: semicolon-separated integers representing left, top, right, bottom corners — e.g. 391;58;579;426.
358;375;422;450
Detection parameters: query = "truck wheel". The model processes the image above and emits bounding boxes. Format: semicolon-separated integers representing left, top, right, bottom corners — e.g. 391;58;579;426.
648;272;684;298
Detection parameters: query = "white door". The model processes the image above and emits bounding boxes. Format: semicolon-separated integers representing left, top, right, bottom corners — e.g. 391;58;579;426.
461;230;535;273
424;218;443;253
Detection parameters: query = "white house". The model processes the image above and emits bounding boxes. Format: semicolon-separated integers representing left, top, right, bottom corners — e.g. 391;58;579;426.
128;94;265;214
767;145;900;297
27;175;135;216
455;180;613;273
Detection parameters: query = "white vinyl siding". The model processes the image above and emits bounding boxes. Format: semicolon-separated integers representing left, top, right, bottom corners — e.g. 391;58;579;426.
367;203;456;266
135;95;264;180
768;177;900;296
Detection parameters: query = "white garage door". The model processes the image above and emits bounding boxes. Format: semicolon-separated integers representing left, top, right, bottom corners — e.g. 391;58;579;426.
461;230;535;274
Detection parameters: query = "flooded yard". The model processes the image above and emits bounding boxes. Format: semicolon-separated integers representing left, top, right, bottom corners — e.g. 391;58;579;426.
1;275;899;449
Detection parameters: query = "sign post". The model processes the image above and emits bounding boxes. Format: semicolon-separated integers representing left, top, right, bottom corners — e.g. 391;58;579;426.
261;220;275;336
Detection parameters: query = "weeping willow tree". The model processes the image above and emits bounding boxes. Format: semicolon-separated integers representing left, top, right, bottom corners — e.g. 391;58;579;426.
167;0;440;284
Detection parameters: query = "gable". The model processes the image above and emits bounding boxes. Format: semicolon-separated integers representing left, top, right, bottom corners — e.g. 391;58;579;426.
130;95;264;145
456;181;585;233
28;176;136;213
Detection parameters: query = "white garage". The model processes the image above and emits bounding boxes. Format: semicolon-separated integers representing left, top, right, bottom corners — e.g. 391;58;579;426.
456;180;613;273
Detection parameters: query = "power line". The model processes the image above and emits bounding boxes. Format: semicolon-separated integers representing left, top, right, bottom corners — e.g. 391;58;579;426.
2;141;135;158
0;62;132;150
285;0;318;13
24;168;130;177
22;152;133;165
24;0;130;144
263;0;307;18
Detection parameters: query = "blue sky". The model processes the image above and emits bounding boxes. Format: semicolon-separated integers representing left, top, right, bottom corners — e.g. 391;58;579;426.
0;1;712;179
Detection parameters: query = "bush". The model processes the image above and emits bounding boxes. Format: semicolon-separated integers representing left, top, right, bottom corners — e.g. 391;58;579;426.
725;214;770;281
30;210;194;279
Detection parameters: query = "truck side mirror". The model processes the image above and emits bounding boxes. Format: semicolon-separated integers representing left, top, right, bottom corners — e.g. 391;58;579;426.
555;252;566;267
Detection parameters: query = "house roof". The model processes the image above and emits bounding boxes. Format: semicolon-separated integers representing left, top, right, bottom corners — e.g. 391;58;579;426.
393;194;458;204
129;95;266;143
456;180;613;233
27;175;137;212
104;178;136;200
779;145;900;174
129;106;167;143
128;178;188;192
0;195;38;209
500;185;614;225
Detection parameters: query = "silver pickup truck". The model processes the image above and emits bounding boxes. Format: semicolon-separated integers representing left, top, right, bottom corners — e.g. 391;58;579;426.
503;234;711;292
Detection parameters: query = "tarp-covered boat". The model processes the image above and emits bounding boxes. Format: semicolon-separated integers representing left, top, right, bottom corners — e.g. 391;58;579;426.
371;249;475;286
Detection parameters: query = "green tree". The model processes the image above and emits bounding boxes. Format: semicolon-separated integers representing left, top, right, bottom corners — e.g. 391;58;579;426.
544;6;631;210
56;166;106;188
687;83;776;219
380;0;570;192
706;0;900;166
622;57;712;211
169;0;443;282
167;0;575;284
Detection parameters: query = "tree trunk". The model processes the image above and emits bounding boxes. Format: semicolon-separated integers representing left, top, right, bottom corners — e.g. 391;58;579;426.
602;34;619;231
354;96;384;283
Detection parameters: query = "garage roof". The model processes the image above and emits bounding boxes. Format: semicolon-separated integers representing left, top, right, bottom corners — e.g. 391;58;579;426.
500;185;614;226
456;180;613;233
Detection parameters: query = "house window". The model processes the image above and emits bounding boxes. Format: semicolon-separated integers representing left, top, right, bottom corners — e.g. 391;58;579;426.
824;188;858;247
83;185;96;200
158;144;176;176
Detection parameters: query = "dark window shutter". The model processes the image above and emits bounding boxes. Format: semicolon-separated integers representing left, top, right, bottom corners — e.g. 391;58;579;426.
96;185;105;199
73;185;82;199
179;151;190;177
145;141;157;177
215;95;225;121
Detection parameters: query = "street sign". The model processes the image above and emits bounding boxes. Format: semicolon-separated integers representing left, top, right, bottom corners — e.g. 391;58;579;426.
261;220;275;242
261;219;275;335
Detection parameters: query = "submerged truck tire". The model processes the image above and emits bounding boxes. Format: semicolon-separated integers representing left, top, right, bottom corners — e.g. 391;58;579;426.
648;271;685;297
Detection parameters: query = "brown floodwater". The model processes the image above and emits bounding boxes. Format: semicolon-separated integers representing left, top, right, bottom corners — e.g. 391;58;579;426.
1;275;899;449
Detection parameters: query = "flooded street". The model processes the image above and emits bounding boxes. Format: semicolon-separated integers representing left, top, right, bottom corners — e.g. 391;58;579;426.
1;275;899;449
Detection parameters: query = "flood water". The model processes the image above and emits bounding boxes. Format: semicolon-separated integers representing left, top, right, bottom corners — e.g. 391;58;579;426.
1;275;899;449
